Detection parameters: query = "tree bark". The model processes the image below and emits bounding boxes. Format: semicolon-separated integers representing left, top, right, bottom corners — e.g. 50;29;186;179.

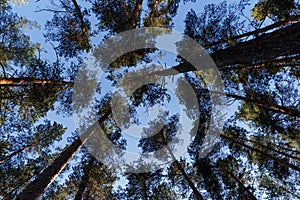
203;15;300;49
16;111;110;200
221;134;300;172
71;0;88;35
271;178;300;199
74;156;95;200
172;156;204;200
0;78;73;86
131;0;143;28
154;22;300;75
216;162;257;200
196;88;300;117
0;143;34;164
121;0;129;18
219;54;300;71
225;92;300;117
163;131;204;200
238;137;300;162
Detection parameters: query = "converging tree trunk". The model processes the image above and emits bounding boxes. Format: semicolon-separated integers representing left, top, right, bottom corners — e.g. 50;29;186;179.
216;162;257;200
238;137;300;161
163;131;204;200
225;93;300;117
16;111;110;200
221;134;300;172
0;78;73;86
0;143;34;164
71;0;88;35
154;22;300;75
74;156;95;200
198;89;300;117
131;0;143;28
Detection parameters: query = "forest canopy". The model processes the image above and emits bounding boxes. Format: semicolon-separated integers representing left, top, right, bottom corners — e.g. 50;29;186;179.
0;0;299;199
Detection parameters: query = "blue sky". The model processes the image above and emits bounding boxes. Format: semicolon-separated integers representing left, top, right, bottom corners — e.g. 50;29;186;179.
9;0;264;197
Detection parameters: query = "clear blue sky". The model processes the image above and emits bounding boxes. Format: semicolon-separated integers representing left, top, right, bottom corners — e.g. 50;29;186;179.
10;0;256;195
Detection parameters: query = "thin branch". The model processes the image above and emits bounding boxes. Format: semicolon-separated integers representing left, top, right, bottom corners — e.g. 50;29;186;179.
34;7;66;13
0;61;7;78
70;0;88;35
203;15;300;49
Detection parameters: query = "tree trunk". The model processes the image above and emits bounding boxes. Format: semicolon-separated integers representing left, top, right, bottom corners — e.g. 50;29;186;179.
16;111;110;200
74;156;95;200
131;0;143;28
211;22;300;67
225;93;300;117
271;178;300;199
163;134;204;199
221;134;300;172
0;143;34;164
71;0;88;36
219;54;300;71
238;137;300;162
0;78;73;86
172;157;204;200
203;15;300;49
216;162;257;200
197;88;300;117
154;22;300;75
121;0;129;18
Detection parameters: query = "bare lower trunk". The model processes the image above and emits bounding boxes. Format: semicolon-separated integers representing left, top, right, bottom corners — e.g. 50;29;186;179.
225;93;300;117
0;78;73;86
154;22;300;75
131;0;143;28
204;15;300;48
0;143;33;164
74;156;95;200
221;134;300;172
16;111;109;200
217;162;257;200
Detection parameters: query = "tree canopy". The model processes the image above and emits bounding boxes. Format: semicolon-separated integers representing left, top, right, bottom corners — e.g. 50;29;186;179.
0;0;299;199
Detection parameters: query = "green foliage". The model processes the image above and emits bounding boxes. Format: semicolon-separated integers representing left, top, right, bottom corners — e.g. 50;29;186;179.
251;0;297;21
184;1;246;50
1;0;300;199
45;0;91;58
0;4;39;66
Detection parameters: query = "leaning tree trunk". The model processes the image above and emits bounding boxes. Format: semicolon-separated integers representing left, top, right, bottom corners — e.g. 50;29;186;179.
216;162;257;200
203;15;300;49
238;137;300;162
0;78;73;86
0;143;34;164
154;21;300;75
16;111;110;200
198;88;300;117
221;134;300;172
74;156;95;200
225;93;300;117
163;131;204;200
171;153;204;200
131;0;143;28
196;88;300;117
